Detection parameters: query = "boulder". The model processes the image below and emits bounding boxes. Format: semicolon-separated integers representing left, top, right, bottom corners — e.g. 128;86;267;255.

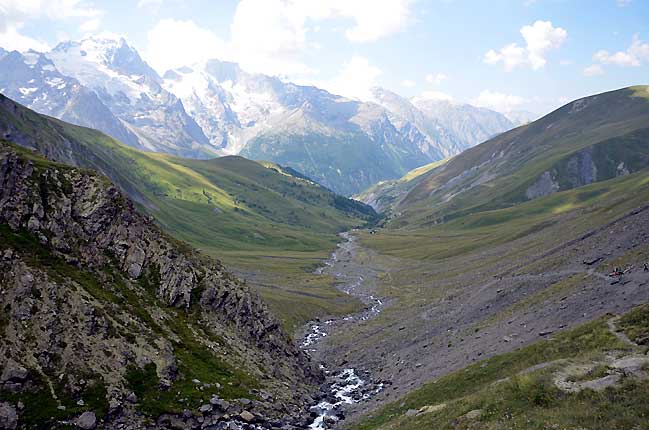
464;409;482;420
239;410;255;422
1;360;28;383
0;402;17;430
212;399;230;411
76;411;97;429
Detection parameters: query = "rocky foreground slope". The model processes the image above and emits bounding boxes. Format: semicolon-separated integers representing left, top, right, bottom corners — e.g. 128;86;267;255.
0;142;321;429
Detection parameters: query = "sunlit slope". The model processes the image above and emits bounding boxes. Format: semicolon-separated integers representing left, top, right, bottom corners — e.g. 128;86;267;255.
360;167;649;261
356;158;449;212
0;93;376;252
371;86;649;227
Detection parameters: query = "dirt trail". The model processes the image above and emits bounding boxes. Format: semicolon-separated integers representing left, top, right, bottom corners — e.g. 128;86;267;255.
607;316;636;346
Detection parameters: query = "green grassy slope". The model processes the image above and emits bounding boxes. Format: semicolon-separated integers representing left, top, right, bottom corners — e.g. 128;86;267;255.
354;306;649;430
355;158;450;212
368;86;649;227
360;168;649;261
0;93;378;330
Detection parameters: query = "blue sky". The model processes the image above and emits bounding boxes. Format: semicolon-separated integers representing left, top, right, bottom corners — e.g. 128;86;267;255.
1;0;648;115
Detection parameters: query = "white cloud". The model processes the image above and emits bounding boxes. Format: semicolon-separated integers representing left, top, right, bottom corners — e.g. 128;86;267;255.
484;20;567;71
414;91;454;102
472;90;526;113
228;0;312;76
333;0;413;43
593;35;649;67
144;0;413;78
145;19;227;73
0;0;102;52
583;64;604;77
425;72;447;85
401;79;415;88
617;0;632;6
320;56;382;101
0;25;49;52
227;0;412;76
137;0;164;8
0;0;101;30
80;18;101;33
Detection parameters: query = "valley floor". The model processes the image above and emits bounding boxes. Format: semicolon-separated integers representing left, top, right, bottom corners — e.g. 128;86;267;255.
304;197;649;429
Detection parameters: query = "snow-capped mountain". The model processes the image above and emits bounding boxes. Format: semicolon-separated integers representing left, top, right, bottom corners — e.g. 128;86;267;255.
47;36;212;157
0;35;519;194
162;59;307;154
0;49;139;147
162;60;460;194
411;94;515;150
369;87;467;158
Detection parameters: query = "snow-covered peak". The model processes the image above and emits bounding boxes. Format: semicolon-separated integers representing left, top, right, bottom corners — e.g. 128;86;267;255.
48;36;162;104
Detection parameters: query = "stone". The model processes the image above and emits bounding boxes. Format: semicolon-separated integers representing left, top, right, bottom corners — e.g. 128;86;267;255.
212;399;230;411
405;409;418;417
126;392;138;403
27;216;40;231
0;402;18;430
77;399;85;406
108;399;122;414
76;411;97;429
1;360;28;383
126;246;146;278
199;404;212;413
418;403;447;414
239;410;255;422
464;409;482;420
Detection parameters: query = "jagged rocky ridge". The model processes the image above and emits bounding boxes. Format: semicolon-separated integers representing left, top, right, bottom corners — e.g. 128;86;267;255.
0;142;321;429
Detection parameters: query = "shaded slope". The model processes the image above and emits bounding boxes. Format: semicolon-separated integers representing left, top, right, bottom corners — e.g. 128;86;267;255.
0;142;319;429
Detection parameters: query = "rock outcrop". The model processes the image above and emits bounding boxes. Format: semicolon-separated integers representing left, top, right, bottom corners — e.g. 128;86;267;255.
0;142;321;429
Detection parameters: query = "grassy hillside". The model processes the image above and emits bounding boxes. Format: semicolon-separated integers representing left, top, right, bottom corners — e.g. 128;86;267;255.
355;158;449;212
0;93;378;330
363;86;649;226
359;167;649;261
354;306;649;430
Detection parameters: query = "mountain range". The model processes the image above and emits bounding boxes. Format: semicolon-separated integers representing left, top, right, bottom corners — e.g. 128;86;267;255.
0;35;521;195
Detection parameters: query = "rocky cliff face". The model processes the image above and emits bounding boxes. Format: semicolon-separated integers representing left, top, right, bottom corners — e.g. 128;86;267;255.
0;143;320;429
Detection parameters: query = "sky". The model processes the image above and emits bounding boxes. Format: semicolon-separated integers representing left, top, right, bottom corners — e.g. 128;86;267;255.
0;0;648;115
